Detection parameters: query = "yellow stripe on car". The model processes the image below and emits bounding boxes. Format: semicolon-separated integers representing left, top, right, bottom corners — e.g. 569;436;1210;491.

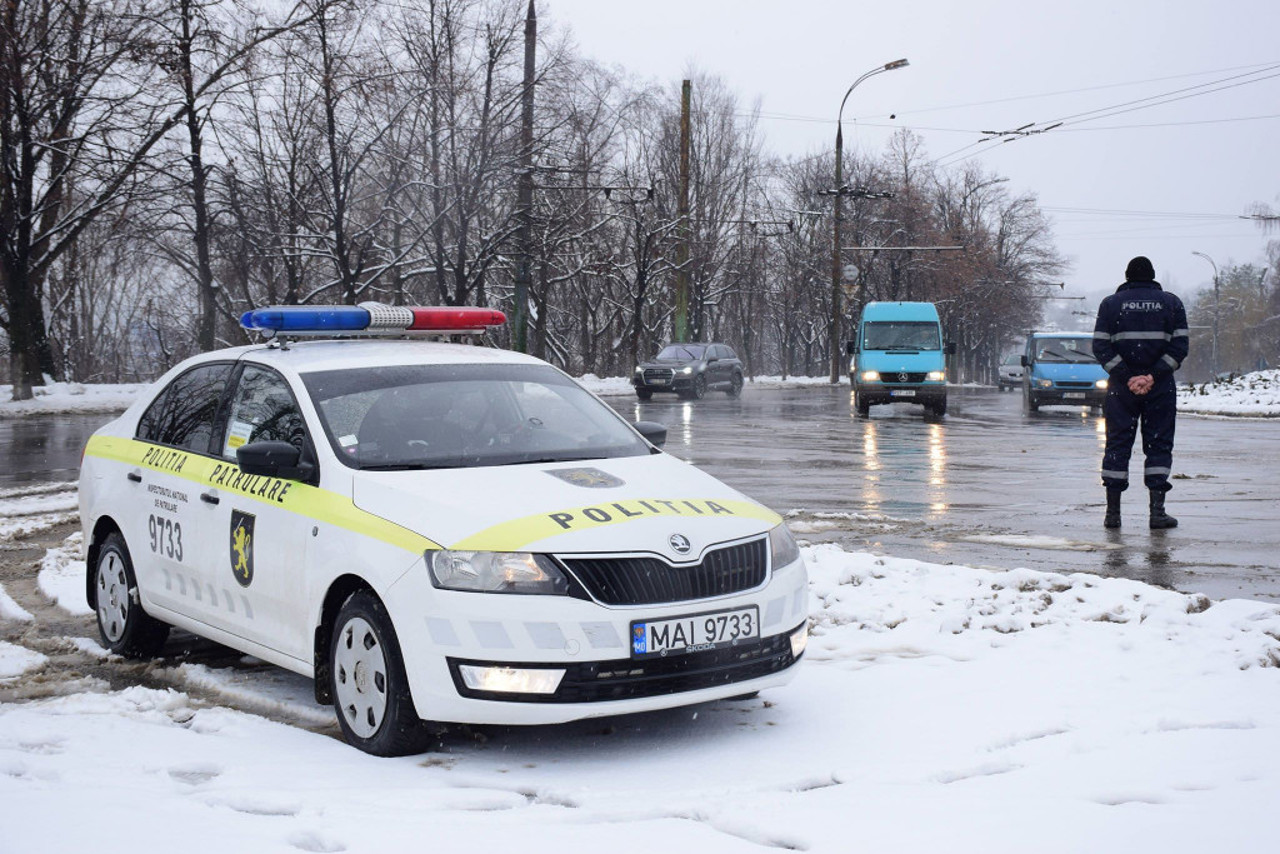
84;435;439;554
450;497;781;552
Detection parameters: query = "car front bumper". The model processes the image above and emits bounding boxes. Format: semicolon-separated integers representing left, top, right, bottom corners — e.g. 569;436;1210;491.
855;382;947;406
386;554;809;725
1028;386;1106;406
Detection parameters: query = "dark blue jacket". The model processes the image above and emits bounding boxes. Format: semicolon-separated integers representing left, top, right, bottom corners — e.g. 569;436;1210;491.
1092;280;1189;383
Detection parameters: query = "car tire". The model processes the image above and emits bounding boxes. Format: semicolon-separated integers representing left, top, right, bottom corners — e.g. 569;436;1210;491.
726;372;743;398
1023;391;1039;413
683;374;706;400
855;392;870;417
930;398;947;418
93;532;170;659
636;388;652;400
330;590;433;756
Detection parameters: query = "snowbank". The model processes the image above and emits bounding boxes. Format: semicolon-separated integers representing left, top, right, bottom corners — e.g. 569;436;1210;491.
1178;369;1280;417
0;381;145;418
2;535;1279;853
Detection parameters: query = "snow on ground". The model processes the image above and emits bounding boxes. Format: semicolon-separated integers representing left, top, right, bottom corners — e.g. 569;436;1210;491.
34;532;90;617
0;381;145;419
3;535;1280;853
1178;368;1280;417
0;485;79;543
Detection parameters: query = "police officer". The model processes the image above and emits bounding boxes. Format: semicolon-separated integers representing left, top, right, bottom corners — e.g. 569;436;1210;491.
1092;256;1189;529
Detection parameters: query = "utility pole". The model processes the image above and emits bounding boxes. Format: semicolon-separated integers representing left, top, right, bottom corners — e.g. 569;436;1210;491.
675;79;691;343
512;0;536;352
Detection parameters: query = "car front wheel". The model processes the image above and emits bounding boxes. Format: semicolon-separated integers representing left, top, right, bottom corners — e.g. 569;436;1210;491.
331;591;433;756
636;388;652;400
94;532;169;658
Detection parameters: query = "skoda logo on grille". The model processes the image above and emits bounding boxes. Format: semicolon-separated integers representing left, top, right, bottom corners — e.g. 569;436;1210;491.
668;533;692;555
898;372;909;383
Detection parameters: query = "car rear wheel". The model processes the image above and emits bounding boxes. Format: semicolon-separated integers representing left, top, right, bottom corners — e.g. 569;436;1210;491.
94;532;169;658
635;388;652;400
726;372;743;398
331;591;433;756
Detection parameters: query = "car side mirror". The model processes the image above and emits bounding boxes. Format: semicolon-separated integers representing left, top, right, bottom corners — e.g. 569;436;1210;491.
633;420;667;449
845;340;858;355
237;440;313;481
1020;355;1028;367
945;341;957;356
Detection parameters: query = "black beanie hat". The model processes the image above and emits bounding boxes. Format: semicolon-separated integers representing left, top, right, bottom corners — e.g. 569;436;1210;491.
1125;256;1156;282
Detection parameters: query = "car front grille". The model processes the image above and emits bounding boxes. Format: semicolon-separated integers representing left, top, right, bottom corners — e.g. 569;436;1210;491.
1056;381;1095;389
559;538;768;606
642;368;675;383
883;372;927;384
446;624;802;704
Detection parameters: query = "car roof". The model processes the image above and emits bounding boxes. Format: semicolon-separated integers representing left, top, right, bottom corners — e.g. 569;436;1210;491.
193;339;548;376
861;302;940;322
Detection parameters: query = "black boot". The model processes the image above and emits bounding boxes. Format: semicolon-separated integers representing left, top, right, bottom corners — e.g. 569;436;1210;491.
1104;488;1122;529
1149;489;1178;529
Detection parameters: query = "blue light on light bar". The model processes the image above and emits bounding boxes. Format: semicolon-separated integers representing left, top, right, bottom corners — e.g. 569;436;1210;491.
240;306;370;333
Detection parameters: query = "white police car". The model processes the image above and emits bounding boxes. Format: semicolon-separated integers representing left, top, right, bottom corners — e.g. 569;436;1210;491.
79;305;808;755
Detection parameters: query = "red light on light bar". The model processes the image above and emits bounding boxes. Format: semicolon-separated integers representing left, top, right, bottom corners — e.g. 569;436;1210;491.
409;307;507;331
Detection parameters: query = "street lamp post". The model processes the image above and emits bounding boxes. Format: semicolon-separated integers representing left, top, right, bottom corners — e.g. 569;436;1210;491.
829;58;909;384
1191;250;1219;377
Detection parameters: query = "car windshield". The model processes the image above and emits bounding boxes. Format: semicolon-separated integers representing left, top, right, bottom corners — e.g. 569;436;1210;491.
1035;337;1096;363
863;321;940;351
1002;354;1022;366
656;344;706;360
301;363;651;470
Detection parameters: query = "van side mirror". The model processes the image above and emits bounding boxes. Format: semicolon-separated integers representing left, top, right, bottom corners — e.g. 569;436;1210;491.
945;342;956;356
1020;355;1028;367
633;420;667;449
237;440;313;481
845;340;858;355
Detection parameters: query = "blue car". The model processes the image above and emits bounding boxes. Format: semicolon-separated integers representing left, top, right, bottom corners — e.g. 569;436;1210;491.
1021;332;1108;413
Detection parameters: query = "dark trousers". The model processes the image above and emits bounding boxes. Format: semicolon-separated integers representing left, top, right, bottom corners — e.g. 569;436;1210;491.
1101;375;1177;492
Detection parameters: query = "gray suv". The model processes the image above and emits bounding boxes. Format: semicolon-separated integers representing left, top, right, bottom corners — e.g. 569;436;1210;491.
633;343;744;400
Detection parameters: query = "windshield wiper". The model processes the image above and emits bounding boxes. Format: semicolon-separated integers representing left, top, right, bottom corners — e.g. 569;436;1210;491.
359;461;468;471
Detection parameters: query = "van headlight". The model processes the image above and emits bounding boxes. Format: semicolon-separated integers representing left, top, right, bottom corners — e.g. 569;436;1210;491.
768;524;801;569
427;551;569;594
926;371;946;382
860;370;880;383
1095;379;1108;389
1036;378;1053;389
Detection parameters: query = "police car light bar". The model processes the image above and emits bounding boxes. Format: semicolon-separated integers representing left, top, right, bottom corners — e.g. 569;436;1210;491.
240;303;507;337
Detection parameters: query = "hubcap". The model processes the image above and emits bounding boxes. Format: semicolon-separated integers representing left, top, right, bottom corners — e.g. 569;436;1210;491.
97;552;129;643
334;616;388;739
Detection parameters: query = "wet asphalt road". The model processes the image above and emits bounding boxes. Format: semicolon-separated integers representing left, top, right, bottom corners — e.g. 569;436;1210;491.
4;388;1278;603
613;385;1280;605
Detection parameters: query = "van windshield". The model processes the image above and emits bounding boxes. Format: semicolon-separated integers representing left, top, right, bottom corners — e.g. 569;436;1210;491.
863;321;940;351
1034;337;1096;363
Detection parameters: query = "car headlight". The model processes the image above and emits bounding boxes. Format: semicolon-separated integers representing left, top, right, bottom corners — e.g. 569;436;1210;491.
926;371;946;382
1036;378;1053;389
634;366;643;375
679;366;694;375
768;524;801;570
427;551;569;594
1095;379;1108;389
860;370;880;383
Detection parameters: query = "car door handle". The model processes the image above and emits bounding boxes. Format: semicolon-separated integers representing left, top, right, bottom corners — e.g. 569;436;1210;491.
127;471;142;483
200;491;220;505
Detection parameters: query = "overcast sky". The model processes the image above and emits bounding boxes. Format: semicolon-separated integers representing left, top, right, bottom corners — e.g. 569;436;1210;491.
543;0;1279;316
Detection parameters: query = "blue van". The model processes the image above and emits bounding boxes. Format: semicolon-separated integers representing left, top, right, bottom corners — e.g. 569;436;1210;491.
847;301;953;418
1020;331;1108;413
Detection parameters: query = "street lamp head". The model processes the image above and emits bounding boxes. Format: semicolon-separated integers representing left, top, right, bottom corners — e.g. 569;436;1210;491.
884;58;909;71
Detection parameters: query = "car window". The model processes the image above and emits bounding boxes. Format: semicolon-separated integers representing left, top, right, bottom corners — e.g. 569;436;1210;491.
720;346;737;361
657;344;706;360
863;322;940;351
221;365;309;459
136;363;233;454
301;363;652;470
1002;354;1021;366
